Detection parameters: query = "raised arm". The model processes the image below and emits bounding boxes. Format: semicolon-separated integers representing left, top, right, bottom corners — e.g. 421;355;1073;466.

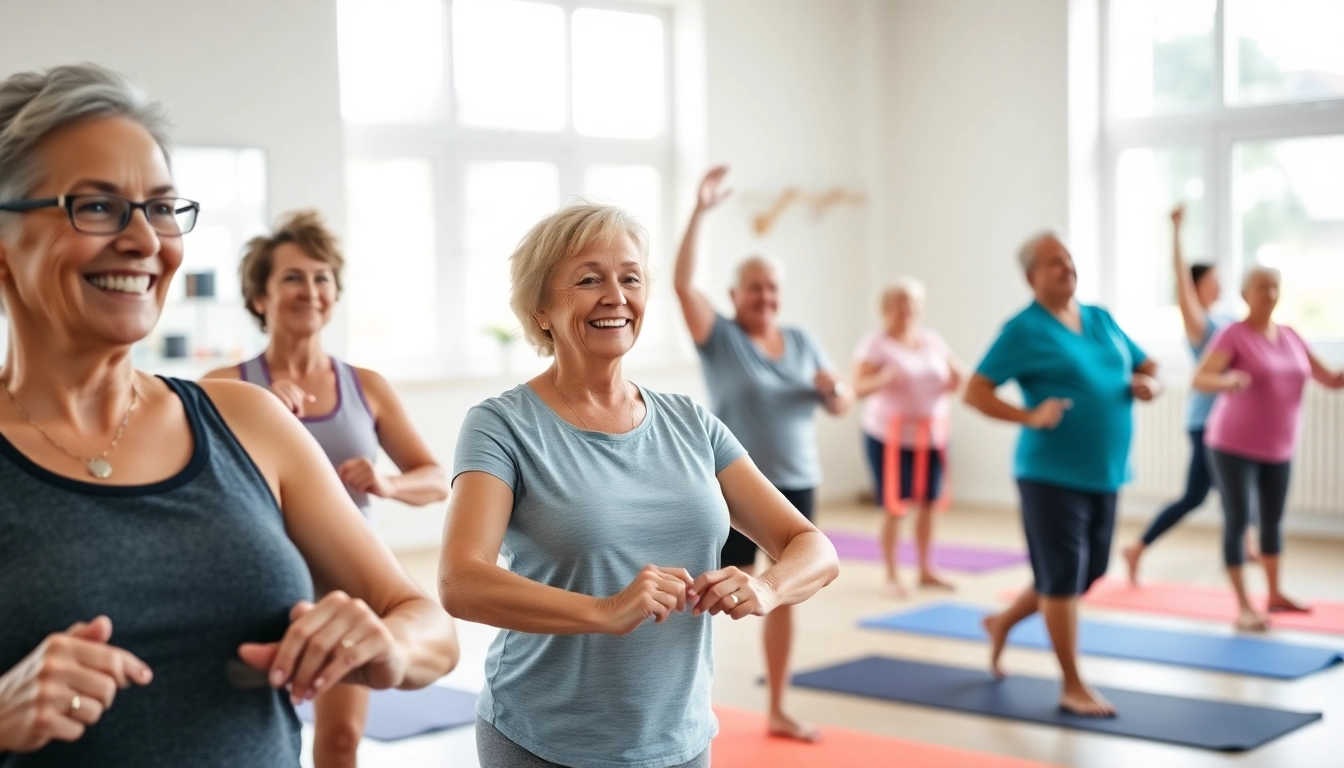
340;368;448;507
691;456;838;619
200;380;458;703
675;166;732;345
439;472;693;637
1170;205;1209;346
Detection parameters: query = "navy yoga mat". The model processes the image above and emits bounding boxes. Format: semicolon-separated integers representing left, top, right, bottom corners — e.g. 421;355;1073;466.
860;602;1344;680
791;656;1322;751
296;685;477;741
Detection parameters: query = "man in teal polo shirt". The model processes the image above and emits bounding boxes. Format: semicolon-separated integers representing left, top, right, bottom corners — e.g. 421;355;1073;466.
965;231;1162;717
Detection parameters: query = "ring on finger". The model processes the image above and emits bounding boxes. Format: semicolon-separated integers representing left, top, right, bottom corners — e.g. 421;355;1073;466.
340;637;357;650
70;695;82;713
728;594;740;606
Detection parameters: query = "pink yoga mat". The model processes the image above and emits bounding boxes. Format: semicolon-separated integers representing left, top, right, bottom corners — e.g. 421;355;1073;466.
1081;578;1344;635
824;530;1028;573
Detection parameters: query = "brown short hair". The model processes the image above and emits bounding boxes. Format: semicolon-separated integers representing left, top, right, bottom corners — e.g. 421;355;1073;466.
239;209;344;331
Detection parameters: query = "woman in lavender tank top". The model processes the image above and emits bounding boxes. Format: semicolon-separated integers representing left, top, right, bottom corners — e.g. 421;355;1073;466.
204;210;449;768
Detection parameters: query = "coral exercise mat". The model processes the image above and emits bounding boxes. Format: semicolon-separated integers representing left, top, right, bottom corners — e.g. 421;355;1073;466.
1081;577;1344;635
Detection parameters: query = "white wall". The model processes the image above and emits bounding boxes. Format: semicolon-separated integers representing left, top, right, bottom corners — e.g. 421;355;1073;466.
869;0;1071;507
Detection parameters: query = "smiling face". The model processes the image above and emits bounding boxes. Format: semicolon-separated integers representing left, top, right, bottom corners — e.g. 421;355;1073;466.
0;115;181;348
731;259;781;334
253;242;338;339
535;233;646;363
882;289;922;334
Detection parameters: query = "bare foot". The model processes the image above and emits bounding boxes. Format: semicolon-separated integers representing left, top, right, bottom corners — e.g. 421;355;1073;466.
918;571;955;591
884;578;909;599
1267;593;1311;613
1058;686;1117;717
767;711;821;743
1121;541;1144;586
982;614;1009;679
1235;607;1271;632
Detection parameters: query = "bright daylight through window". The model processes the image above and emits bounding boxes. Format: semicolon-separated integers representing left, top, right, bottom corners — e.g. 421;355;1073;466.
337;0;673;377
1105;0;1344;344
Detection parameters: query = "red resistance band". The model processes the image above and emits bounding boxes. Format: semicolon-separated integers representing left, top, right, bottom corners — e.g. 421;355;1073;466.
882;415;951;516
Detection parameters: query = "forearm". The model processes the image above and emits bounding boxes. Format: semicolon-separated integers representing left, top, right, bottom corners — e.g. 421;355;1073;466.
674;209;704;294
388;466;449;506
1193;370;1232;393
853;372;888;398
965;382;1032;425
440;560;605;635
756;530;838;608
379;596;459;689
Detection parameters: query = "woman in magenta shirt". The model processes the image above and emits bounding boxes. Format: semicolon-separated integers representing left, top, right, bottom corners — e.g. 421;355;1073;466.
853;278;965;596
1194;267;1344;631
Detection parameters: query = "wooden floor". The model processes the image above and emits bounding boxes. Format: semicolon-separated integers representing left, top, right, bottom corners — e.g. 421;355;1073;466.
303;503;1344;768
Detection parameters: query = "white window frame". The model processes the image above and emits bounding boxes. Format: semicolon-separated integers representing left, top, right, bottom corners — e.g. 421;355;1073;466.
342;0;682;379
1098;0;1344;357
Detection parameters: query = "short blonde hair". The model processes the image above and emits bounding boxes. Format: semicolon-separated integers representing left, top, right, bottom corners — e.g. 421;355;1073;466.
239;209;344;331
882;276;926;308
509;202;649;357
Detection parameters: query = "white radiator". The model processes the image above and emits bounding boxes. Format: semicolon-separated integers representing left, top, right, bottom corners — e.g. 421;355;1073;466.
1131;384;1344;516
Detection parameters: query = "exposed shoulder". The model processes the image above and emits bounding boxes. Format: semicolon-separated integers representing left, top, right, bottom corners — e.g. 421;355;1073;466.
196;378;293;423
349;365;394;413
200;364;243;381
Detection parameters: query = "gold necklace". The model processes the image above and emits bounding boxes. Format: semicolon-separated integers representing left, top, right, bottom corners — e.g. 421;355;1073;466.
550;370;634;432
1;377;139;479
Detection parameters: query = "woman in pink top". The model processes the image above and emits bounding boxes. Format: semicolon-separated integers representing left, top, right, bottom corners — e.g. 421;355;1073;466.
1194;267;1344;631
853;278;966;596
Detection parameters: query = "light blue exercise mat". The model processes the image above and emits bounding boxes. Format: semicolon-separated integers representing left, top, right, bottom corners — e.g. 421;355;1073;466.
860;602;1344;680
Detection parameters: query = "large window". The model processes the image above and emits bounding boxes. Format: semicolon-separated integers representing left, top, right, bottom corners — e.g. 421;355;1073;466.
1103;0;1344;344
338;0;676;377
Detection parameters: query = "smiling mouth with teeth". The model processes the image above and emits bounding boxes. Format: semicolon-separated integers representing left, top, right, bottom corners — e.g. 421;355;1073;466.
590;319;630;328
86;274;154;295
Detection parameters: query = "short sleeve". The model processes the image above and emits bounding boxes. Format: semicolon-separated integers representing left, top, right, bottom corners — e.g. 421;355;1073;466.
695;314;733;358
451;403;521;491
852;332;884;365
799;328;835;371
974;321;1027;385
696;404;747;473
1206;323;1239;361
1100;310;1148;369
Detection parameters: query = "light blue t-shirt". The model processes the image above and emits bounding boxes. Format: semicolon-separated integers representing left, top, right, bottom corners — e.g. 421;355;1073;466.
452;384;745;768
975;302;1148;494
1186;314;1230;431
696;314;831;489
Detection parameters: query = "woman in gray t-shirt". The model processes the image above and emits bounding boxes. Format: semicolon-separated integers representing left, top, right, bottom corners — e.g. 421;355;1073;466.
440;203;839;768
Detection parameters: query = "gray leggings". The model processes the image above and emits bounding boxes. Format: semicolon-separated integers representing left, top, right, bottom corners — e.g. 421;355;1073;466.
475;717;711;768
1207;448;1291;566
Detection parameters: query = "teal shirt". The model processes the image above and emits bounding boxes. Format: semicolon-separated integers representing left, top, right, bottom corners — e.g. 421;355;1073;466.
975;302;1147;494
1186;315;1229;430
452;384;745;768
696;315;832;489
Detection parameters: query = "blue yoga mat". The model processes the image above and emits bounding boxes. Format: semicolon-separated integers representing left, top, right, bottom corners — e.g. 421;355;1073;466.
792;656;1321;751
295;685;477;741
860;602;1344;680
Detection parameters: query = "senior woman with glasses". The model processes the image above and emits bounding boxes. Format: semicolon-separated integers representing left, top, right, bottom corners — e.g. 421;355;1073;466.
439;202;838;768
965;231;1160;717
0;64;457;768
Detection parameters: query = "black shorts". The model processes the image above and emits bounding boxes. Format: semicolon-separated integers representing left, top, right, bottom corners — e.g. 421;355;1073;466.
720;487;815;568
1017;479;1117;597
864;434;945;509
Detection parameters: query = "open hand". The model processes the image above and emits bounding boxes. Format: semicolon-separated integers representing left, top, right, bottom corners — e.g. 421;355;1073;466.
696;166;732;213
1026;398;1072;430
268;380;316;417
238;592;406;705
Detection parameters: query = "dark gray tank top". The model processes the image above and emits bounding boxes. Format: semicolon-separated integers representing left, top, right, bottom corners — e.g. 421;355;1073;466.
238;355;379;514
0;378;314;768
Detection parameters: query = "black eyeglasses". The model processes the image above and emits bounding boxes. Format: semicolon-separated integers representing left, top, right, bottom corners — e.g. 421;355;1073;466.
0;194;200;236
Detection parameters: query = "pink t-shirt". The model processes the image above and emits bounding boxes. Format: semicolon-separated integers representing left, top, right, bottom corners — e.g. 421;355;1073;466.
1204;322;1311;464
854;328;952;447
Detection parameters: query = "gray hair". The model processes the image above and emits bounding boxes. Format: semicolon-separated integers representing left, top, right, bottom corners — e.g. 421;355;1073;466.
882;275;926;307
735;254;786;287
1242;265;1281;292
1016;230;1063;277
509;202;649;357
0;63;173;214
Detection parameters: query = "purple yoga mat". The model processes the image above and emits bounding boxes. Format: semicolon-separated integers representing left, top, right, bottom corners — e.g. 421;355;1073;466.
824;529;1028;573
